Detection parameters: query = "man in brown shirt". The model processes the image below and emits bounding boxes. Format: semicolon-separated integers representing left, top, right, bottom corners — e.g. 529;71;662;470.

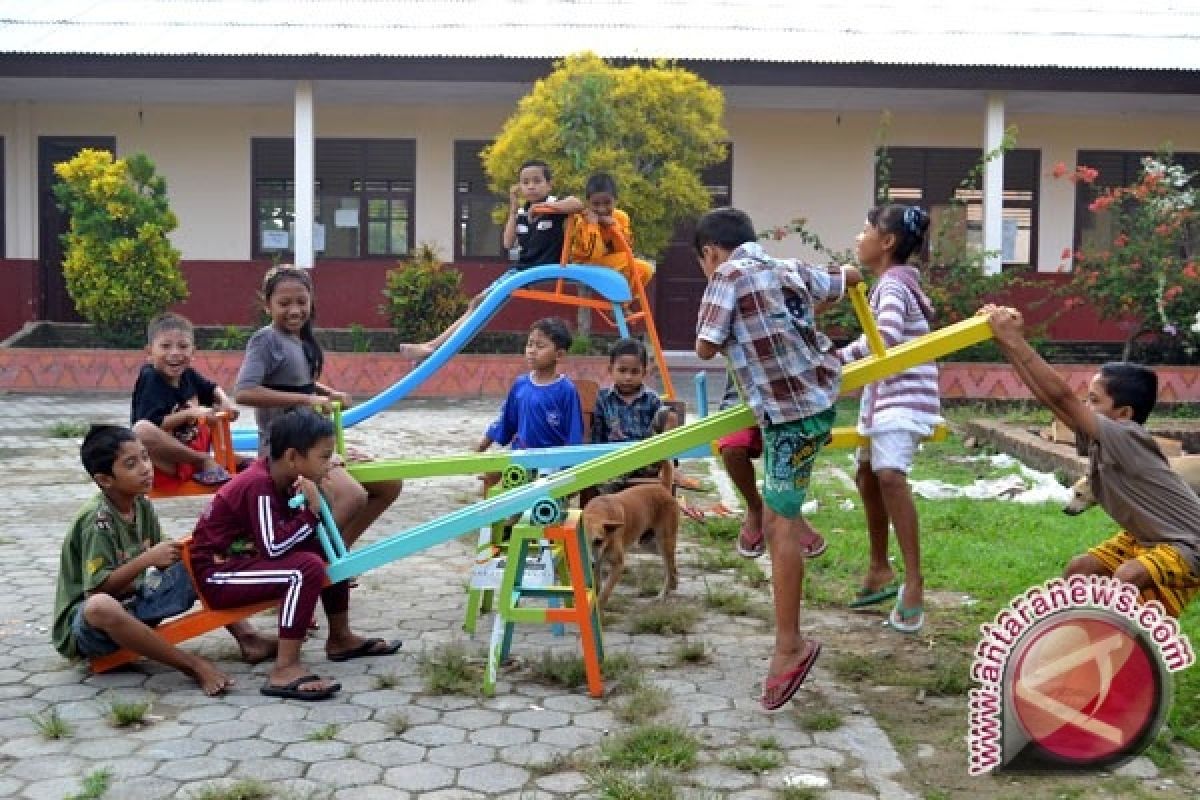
983;305;1200;617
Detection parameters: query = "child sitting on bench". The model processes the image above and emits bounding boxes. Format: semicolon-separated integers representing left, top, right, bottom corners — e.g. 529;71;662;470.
190;409;401;702
51;426;273;695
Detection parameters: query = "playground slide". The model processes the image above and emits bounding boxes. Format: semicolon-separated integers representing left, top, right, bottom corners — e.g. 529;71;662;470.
322;312;996;583
231;265;633;452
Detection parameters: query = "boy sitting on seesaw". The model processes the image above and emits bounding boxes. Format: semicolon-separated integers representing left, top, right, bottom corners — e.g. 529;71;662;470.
132;312;240;489
190;409;401;702
52;426;273;695
984;304;1200;617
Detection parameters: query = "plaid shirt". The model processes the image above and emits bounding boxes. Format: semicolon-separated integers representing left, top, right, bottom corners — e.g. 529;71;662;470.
592;385;662;444
696;242;845;427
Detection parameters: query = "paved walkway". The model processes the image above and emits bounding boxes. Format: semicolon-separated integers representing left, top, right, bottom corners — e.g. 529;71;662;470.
0;394;919;799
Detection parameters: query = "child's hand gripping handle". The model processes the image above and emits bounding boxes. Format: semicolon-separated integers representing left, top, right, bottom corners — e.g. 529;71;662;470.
288;489;349;561
849;282;888;358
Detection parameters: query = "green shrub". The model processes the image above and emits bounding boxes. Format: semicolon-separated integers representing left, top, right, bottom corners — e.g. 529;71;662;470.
380;242;468;342
53;149;186;346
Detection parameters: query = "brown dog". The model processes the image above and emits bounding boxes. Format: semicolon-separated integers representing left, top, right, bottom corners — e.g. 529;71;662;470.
583;460;679;609
1063;455;1200;515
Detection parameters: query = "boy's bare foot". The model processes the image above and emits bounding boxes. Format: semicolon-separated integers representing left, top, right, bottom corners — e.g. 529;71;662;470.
237;632;279;665
184;655;235;696
398;343;434;361
862;565;897;595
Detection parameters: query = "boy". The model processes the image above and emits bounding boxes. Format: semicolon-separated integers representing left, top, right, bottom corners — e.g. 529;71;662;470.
191;409;401;701
132;312;239;487
52;426;273;695
502;159;584;269
983;304;1200;617
694;207;862;711
477;317;584;453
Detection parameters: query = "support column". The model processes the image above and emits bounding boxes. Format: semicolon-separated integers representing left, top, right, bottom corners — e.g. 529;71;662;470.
982;93;1006;276
13;100;35;259
293;80;315;268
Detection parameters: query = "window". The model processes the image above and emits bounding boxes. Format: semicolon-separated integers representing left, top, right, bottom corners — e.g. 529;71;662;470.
1075;150;1200;255
0;137;5;257
454;140;506;259
252;138;415;259
879;147;1040;268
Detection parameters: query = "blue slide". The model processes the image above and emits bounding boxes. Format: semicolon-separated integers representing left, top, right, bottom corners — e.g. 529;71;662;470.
231;265;633;452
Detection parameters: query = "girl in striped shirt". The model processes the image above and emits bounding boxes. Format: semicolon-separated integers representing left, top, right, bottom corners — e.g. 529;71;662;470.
839;204;941;634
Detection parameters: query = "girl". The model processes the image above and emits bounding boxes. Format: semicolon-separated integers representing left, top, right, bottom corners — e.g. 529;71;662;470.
569;172;654;288
234;265;402;549
838;205;941;634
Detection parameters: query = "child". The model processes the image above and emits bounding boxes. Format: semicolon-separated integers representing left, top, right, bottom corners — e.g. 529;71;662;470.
477;316;584;454
190;409;401;701
51;426;273;696
712;377;772;556
838;205;941;633
568;172;655;288
132;312;239;489
984;305;1200;618
398;159;583;360
234;265;402;548
694;207;861;711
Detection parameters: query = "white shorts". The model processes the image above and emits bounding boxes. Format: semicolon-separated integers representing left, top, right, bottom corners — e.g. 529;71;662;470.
856;430;923;474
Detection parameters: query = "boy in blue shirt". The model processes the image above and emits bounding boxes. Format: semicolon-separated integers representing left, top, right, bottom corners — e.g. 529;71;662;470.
477;317;584;452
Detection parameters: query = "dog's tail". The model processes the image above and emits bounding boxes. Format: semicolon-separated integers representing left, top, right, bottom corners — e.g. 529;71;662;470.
659;455;673;491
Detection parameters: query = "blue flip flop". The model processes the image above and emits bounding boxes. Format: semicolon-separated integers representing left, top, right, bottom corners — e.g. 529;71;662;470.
848;582;899;609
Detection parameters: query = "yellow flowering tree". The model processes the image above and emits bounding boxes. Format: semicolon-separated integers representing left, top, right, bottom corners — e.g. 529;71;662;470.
53;149;186;343
483;52;727;259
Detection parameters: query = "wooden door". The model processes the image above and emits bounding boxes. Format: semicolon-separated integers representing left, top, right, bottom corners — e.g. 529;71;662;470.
38;136;116;320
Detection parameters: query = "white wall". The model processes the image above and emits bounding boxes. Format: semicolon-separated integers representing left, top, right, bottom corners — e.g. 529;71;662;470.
5;95;1200;272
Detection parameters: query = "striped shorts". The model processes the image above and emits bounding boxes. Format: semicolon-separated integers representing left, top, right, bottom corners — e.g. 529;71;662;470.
1087;531;1200;618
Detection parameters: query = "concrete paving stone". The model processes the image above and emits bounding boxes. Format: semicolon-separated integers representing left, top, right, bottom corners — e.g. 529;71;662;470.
0;696;47;718
761;729;813;748
349;689;413;708
0;735;68;758
0;715;37;739
25;669;80;688
508;708;571;730
467;724;534;747
308;758;385;787
178;703;244;724
209;736;283;760
305;701;374;724
70;736;140;759
8;754;86;781
18;776;81;800
541;693;601;713
192;718;263;741
539;724;605;749
231;756;305;781
707;708;773;730
495;791;557;800
138;736;215;759
334;787;411;800
402;723;468;746
824;792;879;800
95;755;158;779
419;790;486;800
726;791;776;800
693;726;742;748
788;746;848;769
154;755;231;781
457;762;531;793
536;770;591;794
280;739;352;762
689;764;758;791
383;762;457;792
334;719;395;744
427;742;496;768
374;703;440;726
414;694;479;712
0;668;31;684
86;671;151;689
499;740;568;767
480;693;530;712
124;720;195;741
261;718;340;744
571;709;618;730
439;708;504;729
0;685;35;700
354;739;427;768
673;691;733;714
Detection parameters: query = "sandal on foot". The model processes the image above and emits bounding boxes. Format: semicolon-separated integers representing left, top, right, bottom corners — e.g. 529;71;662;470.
736;522;765;558
260;674;338;701
193;465;232;486
761;640;822;712
328;637;402;662
848;582;899;609
883;585;925;634
800;532;827;559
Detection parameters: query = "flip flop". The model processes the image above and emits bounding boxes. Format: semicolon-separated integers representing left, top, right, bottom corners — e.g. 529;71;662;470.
800;533;827;559
193;465;232;486
761;640;822;712
260;674;338;701
677;499;706;523
848;582;899;609
883;584;925;634
327;637;402;662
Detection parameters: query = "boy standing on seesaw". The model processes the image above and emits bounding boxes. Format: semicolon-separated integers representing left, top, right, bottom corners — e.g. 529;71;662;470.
693;207;862;711
52;426;273;695
983;305;1200;617
132;312;240;489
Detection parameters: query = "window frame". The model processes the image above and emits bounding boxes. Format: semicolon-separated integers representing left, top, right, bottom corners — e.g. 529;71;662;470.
877;146;1041;270
250;138;415;260
452;140;508;262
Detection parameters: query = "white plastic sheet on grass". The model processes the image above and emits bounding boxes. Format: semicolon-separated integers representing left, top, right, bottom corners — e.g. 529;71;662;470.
910;453;1074;505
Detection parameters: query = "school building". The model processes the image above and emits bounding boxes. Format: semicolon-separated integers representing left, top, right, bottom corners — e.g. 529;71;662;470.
1;1;1198;348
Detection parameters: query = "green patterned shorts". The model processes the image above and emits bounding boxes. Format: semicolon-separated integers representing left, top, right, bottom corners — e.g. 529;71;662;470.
762;408;836;518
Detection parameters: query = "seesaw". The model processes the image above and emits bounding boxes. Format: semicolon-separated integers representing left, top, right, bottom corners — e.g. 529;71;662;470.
230;264;635;453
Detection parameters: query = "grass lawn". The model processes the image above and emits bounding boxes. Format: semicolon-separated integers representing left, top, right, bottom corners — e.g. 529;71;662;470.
794;401;1199;754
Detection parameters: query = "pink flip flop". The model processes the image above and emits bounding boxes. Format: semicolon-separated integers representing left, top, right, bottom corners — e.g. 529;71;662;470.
800;532;827;559
761;640;822;712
